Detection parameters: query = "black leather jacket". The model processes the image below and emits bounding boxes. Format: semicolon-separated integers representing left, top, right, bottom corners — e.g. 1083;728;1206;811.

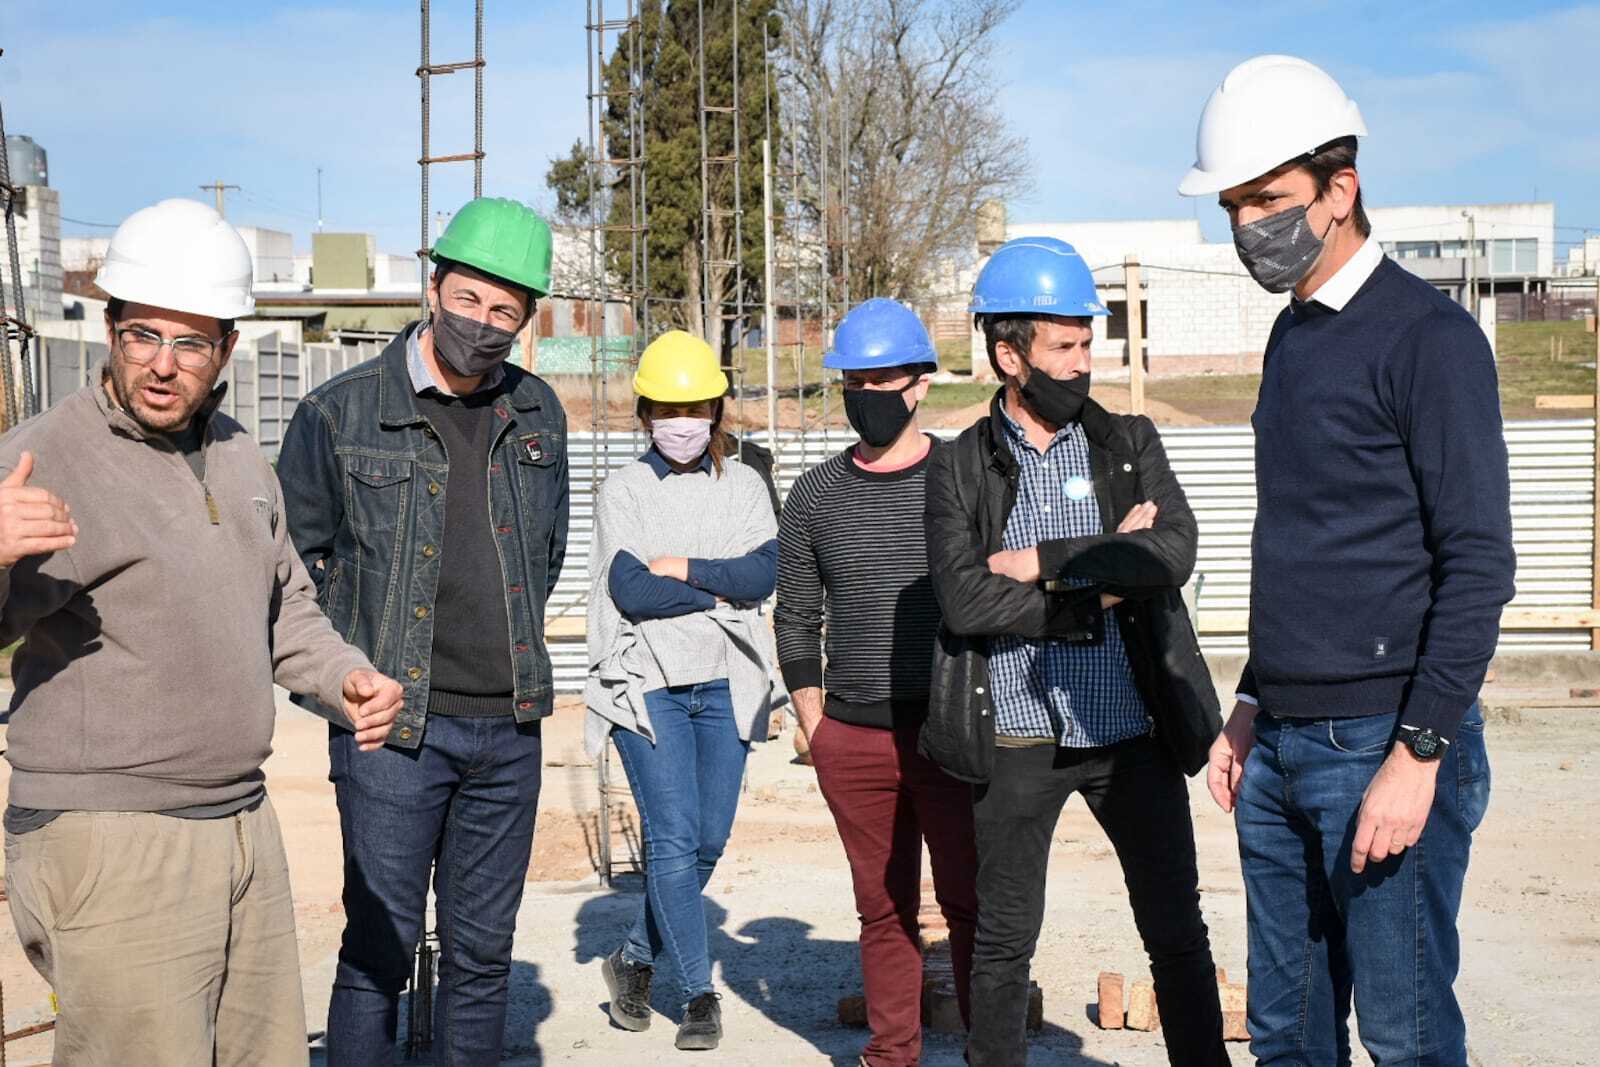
919;390;1220;782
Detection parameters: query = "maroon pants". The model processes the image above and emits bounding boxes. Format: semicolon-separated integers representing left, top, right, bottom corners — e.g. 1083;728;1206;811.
811;716;979;1067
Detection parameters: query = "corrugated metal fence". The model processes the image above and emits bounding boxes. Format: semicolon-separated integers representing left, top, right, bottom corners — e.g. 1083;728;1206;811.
544;422;1596;690
33;340;1594;687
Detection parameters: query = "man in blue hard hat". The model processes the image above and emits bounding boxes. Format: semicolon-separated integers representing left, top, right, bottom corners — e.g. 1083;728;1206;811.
1183;57;1511;1064
776;298;977;1066
920;237;1227;1066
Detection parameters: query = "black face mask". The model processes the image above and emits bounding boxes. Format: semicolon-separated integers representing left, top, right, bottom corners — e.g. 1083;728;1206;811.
844;379;919;448
1018;360;1091;427
432;307;518;379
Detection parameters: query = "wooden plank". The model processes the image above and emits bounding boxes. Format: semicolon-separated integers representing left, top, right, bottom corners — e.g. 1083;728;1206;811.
1534;395;1595;410
545;616;586;638
1198;608;1600;634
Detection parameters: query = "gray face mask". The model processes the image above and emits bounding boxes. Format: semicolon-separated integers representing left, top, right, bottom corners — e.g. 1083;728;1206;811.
432;308;518;379
1232;204;1331;293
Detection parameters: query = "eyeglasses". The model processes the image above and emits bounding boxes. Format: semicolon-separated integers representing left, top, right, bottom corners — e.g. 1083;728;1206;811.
115;327;226;370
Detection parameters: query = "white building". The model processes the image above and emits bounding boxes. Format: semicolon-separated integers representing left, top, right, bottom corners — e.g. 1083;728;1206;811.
967;201;1556;377
236;226;296;288
12;184;63;323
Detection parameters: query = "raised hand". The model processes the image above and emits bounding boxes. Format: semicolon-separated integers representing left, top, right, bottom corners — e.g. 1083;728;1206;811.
0;452;77;567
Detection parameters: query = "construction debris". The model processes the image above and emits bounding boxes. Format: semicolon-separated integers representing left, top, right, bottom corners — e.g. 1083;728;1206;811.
1096;970;1250;1041
1125;979;1159;1031
1097;971;1124;1029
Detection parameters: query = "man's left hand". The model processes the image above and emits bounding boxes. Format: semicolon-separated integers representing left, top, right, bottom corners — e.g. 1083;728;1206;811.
1350;744;1440;873
341;670;403;752
987;547;1040;583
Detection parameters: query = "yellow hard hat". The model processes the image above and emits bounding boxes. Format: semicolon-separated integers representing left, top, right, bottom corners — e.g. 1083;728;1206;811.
633;330;729;403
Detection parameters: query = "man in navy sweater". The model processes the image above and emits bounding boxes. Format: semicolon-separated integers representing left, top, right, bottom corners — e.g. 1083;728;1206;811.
1180;56;1514;1065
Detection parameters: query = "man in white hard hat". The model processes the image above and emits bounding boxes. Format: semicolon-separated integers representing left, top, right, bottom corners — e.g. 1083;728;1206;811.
1181;56;1514;1063
0;198;404;1065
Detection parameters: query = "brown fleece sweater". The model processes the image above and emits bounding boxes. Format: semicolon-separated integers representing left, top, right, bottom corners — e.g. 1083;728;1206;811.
0;378;372;812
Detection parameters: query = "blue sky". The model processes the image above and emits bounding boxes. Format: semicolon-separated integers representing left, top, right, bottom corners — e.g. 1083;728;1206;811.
3;0;1595;259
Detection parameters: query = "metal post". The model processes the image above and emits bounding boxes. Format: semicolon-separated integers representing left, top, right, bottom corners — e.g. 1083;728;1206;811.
1592;274;1600;651
697;0;712;345
763;137;777;453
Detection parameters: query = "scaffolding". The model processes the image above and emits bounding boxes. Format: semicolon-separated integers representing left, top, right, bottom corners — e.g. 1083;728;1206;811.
588;0;649;888
415;0;486;314
698;0;747;429
0;49;36;431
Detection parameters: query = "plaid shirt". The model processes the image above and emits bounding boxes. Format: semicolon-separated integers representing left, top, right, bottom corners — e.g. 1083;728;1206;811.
989;406;1151;747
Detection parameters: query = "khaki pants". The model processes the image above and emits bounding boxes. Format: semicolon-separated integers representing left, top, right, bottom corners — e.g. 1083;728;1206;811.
3;797;309;1066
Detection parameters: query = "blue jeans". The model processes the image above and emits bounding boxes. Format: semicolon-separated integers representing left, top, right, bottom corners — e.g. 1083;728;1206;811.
612;679;750;998
325;715;542;1067
1235;704;1490;1066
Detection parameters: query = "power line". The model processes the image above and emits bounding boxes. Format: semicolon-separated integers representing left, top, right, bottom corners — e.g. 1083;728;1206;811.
60;215;118;228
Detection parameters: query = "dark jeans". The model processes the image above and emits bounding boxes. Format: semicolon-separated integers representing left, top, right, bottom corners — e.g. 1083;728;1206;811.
969;736;1226;1067
325;715;542;1067
811;716;978;1067
613;679;750;998
1236;704;1490;1066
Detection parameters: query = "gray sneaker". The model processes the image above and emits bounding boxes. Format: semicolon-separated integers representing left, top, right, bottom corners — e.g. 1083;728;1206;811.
675;991;723;1051
602;947;653;1032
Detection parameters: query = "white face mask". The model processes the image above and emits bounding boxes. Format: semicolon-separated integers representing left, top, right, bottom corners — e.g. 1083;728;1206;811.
651;417;713;464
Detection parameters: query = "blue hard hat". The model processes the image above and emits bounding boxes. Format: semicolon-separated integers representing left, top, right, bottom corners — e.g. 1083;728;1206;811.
823;298;938;371
968;236;1110;317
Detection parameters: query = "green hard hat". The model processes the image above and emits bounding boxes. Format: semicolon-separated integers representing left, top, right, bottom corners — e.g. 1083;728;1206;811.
430;197;553;297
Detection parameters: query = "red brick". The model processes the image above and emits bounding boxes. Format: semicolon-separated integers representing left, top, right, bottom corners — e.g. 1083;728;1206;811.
1097;972;1124;1029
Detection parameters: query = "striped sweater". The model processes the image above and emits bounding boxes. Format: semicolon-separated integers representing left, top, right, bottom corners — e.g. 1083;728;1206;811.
775;440;942;728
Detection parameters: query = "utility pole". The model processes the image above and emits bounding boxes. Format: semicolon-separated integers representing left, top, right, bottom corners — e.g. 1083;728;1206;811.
1461;210;1477;314
199;180;240;218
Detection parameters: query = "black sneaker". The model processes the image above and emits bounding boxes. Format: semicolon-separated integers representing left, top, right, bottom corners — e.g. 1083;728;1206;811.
602;947;653;1031
675;991;723;1051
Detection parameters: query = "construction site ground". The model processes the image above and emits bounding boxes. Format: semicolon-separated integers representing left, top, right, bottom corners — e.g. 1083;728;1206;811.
0;655;1595;1065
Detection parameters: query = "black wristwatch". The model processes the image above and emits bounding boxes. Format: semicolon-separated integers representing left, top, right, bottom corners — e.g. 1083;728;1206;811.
1398;725;1447;761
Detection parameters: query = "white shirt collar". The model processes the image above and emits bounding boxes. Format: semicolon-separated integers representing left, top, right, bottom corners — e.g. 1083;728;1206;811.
1301;236;1383;312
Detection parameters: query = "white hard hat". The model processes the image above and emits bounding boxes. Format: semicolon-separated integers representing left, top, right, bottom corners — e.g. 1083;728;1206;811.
95;198;255;320
1178;55;1367;197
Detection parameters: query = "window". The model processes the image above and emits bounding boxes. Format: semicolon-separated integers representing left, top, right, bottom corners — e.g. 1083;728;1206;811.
1489;238;1539;274
1105;299;1150;343
1392;241;1441;260
1439;240;1486;259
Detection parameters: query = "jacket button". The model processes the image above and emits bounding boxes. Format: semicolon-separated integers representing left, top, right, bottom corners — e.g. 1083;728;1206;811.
414;606;429;619
1122;463;1133;472
407;667;422;680
428;483;440;496
974;686;985;695
508;584;523;593
518;701;533;710
421;544;436;558
398;727;413;740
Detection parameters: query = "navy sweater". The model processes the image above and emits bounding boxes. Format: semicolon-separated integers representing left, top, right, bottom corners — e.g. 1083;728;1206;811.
1238;257;1515;742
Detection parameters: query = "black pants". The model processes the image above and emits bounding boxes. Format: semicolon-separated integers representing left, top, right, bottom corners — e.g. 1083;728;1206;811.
968;735;1227;1067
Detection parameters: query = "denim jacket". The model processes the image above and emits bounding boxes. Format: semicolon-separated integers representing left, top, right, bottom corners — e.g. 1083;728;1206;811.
277;324;570;748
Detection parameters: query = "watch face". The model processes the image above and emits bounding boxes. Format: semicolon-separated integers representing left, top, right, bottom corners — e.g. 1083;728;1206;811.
1411;730;1441;759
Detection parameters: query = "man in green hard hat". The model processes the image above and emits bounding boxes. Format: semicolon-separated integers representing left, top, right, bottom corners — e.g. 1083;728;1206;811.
278;197;569;1065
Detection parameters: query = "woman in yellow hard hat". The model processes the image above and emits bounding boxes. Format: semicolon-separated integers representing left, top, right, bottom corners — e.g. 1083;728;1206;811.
583;330;785;1051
